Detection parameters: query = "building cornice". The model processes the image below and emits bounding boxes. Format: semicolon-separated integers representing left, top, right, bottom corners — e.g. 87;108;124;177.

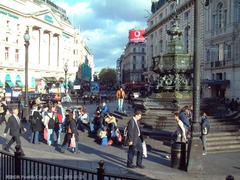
144;0;194;37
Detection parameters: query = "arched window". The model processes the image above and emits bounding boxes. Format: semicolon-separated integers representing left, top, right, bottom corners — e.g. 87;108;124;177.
216;2;225;28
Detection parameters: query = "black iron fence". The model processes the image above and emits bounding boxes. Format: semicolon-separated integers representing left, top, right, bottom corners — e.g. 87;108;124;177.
0;146;138;180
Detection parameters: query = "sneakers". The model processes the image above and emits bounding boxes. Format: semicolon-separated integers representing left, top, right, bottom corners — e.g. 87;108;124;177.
202;152;207;156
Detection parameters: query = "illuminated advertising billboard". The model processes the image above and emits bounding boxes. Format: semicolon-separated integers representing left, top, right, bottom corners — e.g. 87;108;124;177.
129;29;145;43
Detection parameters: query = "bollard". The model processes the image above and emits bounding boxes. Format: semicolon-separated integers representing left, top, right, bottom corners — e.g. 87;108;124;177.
14;145;21;180
97;160;104;180
171;142;187;170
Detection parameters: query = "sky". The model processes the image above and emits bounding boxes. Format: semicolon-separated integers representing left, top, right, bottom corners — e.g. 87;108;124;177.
52;0;152;72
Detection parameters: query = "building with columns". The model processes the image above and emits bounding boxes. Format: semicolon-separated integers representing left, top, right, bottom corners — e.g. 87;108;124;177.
202;0;240;99
0;0;94;97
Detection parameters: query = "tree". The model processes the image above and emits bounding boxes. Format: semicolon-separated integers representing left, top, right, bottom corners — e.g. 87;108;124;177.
99;68;117;89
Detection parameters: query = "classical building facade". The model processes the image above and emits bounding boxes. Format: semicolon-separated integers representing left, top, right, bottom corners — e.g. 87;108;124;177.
0;0;93;96
144;0;204;83
203;0;240;99
120;42;146;84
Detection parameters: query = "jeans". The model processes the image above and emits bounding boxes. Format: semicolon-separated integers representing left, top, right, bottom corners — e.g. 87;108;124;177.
201;134;207;153
47;129;54;145
31;131;39;144
118;98;124;111
57;123;63;145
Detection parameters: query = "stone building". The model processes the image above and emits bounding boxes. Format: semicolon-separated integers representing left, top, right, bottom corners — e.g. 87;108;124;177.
202;0;240;99
0;0;93;97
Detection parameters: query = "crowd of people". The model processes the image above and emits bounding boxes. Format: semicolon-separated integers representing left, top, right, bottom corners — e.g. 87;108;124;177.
0;95;125;157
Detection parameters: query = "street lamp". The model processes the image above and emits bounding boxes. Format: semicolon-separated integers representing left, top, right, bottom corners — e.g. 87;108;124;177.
24;27;30;108
64;63;68;94
187;0;210;172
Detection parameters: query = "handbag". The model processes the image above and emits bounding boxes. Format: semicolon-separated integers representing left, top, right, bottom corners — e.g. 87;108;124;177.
70;134;76;148
142;141;147;158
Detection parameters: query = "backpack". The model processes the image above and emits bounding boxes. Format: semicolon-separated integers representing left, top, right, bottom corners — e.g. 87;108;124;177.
47;113;55;129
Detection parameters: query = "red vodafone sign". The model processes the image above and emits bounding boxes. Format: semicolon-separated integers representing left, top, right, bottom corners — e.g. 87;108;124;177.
129;29;145;43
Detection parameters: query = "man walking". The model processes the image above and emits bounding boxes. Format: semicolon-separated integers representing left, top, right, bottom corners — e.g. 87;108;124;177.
201;112;210;155
3;106;26;156
116;87;125;112
126;110;144;169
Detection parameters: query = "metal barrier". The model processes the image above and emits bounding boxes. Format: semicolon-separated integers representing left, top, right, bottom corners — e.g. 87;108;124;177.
0;146;138;180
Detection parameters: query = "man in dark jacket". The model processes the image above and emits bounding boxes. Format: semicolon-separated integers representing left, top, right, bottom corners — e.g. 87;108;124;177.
30;105;43;144
126;110;144;169
3;106;26;156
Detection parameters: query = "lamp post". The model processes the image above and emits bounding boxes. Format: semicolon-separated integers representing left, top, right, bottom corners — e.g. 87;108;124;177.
187;0;209;172
64;63;68;94
24;27;30;108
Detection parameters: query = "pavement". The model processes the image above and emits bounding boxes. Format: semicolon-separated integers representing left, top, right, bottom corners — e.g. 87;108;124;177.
0;100;240;180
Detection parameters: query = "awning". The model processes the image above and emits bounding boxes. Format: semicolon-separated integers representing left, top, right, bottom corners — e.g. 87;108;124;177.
43;77;57;83
202;79;230;86
16;81;24;87
31;77;36;88
6;81;14;87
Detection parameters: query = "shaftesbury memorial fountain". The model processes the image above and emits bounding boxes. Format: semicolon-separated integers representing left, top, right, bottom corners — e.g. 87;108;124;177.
141;10;193;132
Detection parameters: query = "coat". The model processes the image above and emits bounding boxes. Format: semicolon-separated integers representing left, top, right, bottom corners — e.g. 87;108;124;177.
30;111;43;132
127;118;142;146
4;115;24;137
116;90;125;99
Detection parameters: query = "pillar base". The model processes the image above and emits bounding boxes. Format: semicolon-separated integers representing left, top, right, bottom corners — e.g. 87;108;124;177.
187;136;203;173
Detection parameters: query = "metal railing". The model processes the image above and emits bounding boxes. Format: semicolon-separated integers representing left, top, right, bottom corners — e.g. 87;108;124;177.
0;146;138;180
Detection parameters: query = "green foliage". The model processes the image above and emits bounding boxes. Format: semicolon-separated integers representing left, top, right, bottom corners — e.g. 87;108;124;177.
99;68;117;87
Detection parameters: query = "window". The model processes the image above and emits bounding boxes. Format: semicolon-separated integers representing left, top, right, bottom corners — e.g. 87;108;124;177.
6;37;8;42
218;44;224;61
15;49;19;62
216;73;223;80
159;13;163;21
133;56;136;70
227;44;231;59
159;40;163;53
206;49;210;61
150;45;153;57
141;56;145;69
133;47;136;52
5;47;9;60
184;26;190;53
212;74;215;80
170;4;174;12
184;11;190;20
142;48;145;53
159;28;162;37
216;3;226;29
238;0;240;22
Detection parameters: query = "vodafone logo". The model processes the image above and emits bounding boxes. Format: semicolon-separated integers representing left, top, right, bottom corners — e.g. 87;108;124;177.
134;31;141;38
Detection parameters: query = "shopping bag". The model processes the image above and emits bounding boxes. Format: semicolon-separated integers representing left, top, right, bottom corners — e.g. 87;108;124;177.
142;141;147;158
44;128;48;141
70;134;76;148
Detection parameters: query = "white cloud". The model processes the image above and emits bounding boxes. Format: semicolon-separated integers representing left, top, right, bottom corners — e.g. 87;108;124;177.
54;0;151;70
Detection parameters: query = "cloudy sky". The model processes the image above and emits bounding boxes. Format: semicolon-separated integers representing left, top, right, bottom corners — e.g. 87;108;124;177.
52;0;151;72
